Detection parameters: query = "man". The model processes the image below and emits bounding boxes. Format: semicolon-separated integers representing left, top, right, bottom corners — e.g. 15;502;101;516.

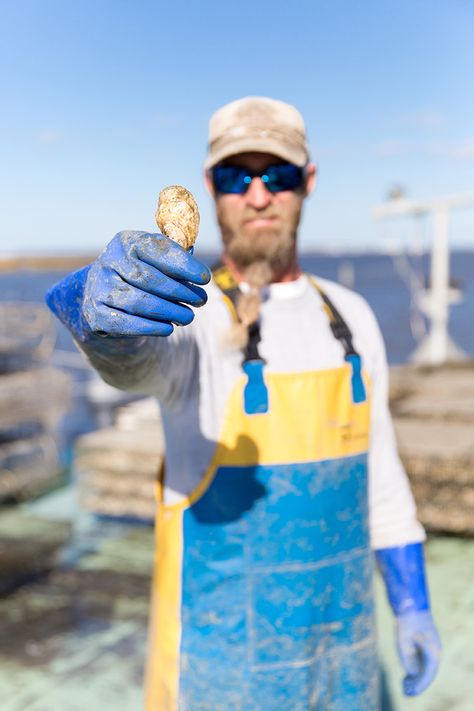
47;97;441;710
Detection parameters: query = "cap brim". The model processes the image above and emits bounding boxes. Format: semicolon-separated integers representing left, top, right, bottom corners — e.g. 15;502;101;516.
204;136;308;169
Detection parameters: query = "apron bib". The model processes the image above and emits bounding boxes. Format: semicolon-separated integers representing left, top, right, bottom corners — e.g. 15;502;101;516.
145;363;379;710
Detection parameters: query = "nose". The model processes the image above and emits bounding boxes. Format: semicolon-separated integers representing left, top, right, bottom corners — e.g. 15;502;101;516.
244;177;273;209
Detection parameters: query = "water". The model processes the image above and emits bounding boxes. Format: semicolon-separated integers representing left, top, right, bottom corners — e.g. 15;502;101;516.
1;250;473;450
1;250;473;363
299;251;474;364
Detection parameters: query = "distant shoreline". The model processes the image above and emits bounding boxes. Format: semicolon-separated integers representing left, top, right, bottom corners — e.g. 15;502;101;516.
1;247;474;273
0;255;98;272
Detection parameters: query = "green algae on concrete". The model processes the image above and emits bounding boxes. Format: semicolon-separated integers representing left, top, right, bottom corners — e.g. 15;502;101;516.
376;536;474;711
0;516;154;711
0;509;71;594
1;498;473;710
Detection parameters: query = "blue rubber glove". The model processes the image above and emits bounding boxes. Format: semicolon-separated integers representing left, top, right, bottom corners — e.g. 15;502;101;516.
46;230;211;344
376;542;441;696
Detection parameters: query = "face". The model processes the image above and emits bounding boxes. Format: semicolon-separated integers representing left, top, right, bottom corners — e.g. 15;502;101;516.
206;152;316;278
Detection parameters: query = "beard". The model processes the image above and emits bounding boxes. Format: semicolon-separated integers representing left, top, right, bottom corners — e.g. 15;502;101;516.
216;202;303;279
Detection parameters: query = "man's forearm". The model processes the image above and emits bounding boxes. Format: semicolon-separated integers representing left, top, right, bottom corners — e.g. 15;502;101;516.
46;266;161;391
376;541;429;615
376;542;441;696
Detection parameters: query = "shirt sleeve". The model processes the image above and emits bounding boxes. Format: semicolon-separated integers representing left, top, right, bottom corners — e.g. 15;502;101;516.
363;303;426;549
76;321;200;408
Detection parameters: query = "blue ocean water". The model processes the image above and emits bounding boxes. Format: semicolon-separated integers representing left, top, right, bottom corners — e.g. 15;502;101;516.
1;250;473;364
1;250;473;454
300;250;474;363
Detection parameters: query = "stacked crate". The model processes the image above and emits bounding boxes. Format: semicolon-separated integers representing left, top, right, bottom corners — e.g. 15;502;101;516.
73;398;163;522
0;303;71;502
391;363;474;536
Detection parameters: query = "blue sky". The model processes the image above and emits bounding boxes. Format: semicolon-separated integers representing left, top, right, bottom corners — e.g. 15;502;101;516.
1;0;473;253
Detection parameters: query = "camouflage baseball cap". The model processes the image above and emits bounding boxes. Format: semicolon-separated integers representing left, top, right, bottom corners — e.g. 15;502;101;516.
205;96;310;169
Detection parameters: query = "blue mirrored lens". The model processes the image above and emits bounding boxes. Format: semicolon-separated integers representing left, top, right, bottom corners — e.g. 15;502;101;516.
212;163;304;194
212;166;248;194
265;164;304;192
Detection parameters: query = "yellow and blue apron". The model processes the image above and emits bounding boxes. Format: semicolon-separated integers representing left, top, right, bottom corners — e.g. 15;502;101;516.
146;269;378;710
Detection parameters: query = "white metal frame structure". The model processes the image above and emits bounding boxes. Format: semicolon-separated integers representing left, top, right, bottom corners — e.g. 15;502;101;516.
373;191;474;365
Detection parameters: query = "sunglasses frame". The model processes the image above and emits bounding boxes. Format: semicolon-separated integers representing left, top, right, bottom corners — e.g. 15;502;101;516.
210;162;307;195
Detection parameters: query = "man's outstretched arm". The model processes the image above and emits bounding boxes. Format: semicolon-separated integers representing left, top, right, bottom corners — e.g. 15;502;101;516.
46;230;211;392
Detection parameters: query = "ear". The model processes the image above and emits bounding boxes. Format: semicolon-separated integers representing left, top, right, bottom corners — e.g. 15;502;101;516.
304;163;317;196
204;170;215;197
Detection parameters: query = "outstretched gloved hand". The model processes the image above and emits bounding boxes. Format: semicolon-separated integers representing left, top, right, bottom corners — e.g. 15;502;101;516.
46;231;211;342
376;542;441;697
82;231;210;338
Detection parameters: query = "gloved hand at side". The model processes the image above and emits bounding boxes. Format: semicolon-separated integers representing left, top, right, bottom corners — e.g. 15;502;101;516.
46;230;211;345
376;542;441;696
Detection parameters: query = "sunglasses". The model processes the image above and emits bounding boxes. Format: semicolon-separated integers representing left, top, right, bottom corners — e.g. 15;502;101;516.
211;162;306;195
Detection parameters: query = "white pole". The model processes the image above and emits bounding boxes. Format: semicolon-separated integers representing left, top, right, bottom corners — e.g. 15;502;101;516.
428;208;449;364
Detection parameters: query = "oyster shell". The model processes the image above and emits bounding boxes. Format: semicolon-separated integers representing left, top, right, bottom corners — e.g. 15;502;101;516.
155;185;200;250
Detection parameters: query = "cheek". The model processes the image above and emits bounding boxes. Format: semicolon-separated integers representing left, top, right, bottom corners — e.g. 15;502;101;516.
216;196;243;225
275;194;303;221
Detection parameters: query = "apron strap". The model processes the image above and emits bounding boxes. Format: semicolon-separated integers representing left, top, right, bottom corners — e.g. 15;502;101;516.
308;276;366;404
211;263;366;407
212;261;268;414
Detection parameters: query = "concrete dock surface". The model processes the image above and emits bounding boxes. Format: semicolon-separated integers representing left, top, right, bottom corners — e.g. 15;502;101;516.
0;500;151;711
0;493;472;711
1;363;473;710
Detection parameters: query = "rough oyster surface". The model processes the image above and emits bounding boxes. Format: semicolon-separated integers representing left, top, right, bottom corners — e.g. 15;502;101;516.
155;185;199;250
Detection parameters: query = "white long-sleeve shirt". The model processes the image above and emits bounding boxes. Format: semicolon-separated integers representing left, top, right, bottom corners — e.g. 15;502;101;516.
82;273;425;550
